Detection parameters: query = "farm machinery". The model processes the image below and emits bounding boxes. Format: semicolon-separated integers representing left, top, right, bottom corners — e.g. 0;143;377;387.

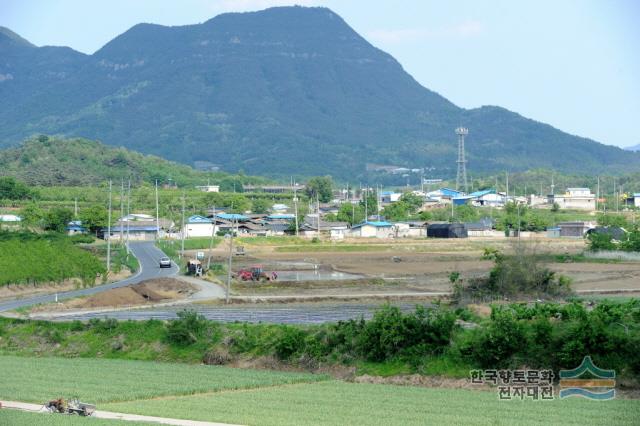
44;397;95;416
235;265;277;282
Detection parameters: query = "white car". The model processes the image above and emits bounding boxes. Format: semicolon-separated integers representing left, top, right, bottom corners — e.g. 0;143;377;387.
159;257;172;268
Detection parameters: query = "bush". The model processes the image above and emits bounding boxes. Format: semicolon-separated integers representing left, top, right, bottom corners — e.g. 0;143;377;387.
165;310;209;346
354;305;456;361
274;326;307;360
464;308;526;368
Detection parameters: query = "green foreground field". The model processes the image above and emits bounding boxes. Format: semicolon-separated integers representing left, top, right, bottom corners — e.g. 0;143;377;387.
0;410;153;425
0;356;325;403
0;356;638;426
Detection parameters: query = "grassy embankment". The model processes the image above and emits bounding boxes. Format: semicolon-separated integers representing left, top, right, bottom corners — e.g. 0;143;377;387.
1;300;638;383
0;355;638;426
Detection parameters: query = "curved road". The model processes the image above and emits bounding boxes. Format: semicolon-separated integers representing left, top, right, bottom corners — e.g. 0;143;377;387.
0;242;178;312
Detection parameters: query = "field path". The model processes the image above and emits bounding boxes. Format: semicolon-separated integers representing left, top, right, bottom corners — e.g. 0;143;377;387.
0;400;244;426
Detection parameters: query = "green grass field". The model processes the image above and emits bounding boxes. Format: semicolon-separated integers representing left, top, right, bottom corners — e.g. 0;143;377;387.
103;381;640;426
0;410;153;425
0;355;325;403
1;356;638;426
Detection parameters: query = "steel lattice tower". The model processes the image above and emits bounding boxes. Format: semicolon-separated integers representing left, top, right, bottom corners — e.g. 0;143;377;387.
455;127;468;193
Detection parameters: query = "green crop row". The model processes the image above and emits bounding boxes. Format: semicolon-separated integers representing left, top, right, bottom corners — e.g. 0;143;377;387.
0;232;105;286
0;355;326;404
103;380;640;426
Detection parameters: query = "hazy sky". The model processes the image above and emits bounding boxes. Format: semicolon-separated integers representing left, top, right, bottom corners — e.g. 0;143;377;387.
2;0;639;149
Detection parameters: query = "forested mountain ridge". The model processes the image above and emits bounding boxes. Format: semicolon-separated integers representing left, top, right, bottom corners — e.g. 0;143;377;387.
0;7;637;179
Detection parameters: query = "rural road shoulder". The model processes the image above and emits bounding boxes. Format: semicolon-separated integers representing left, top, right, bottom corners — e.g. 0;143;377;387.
0;242;179;313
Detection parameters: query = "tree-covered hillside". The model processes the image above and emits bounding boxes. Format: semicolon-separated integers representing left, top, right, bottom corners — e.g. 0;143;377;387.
1;7;638;179
0;135;268;187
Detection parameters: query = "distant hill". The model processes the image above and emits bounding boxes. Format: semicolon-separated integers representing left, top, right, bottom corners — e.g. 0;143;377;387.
1;7;639;180
0;136;267;187
625;144;640;152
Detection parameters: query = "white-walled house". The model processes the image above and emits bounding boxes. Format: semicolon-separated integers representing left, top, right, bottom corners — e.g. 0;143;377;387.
184;215;215;238
548;188;596;211
350;221;395;238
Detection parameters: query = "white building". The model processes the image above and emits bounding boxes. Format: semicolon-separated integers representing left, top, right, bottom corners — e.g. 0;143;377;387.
350;221;395;238
195;185;220;193
380;192;402;203
184;215;215;238
548;188;596;211
0;214;21;223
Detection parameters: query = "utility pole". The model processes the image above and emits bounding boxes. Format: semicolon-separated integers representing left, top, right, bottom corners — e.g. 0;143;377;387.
207;206;216;270
74;198;78;218
120;179;124;244
316;191;321;233
180;192;186;258
364;187;368;221
293;181;299;237
126;179;131;255
226;217;235;304
596;176;600;212
106;180;112;274
377;185;381;219
155;179;160;240
505;171;509;203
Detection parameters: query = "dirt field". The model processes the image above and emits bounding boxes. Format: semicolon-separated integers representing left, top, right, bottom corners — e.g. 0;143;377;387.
195;237;640;297
30;278;197;311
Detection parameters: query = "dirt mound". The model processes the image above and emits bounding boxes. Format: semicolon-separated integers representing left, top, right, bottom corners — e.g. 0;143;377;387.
34;278;198;311
78;278;197;308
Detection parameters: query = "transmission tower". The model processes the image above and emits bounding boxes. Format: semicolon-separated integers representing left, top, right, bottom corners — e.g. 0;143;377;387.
455;127;469;193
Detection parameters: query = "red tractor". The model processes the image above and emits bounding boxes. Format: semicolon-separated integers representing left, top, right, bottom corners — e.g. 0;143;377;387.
236;265;275;282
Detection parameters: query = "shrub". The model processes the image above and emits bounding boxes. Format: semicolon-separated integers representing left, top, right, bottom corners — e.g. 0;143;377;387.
165;310;209;346
274;326;307;360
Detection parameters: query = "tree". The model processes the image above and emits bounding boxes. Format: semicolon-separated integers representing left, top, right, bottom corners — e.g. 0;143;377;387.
251;198;271;214
337;203;365;225
381;202;409;221
79;205;108;235
20;203;45;228
398;192;423;211
43;207;74;233
305;176;333;203
359;190;377;218
0;176;33;200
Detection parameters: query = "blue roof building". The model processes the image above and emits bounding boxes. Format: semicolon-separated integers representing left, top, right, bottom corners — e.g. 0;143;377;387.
267;214;295;220
215;213;249;222
350;220;395;238
187;215;213;224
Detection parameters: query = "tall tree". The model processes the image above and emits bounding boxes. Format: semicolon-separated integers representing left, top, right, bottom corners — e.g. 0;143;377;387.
305;176;333;203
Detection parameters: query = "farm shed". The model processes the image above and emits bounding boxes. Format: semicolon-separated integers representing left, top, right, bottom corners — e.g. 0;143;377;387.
427;223;468;238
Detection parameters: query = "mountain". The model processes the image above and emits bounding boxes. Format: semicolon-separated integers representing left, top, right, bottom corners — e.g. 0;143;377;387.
625;144;640;152
0;135;268;187
1;7;638;180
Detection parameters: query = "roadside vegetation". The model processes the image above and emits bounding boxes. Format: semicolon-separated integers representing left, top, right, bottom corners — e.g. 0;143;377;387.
1;301;638;384
0;232;105;286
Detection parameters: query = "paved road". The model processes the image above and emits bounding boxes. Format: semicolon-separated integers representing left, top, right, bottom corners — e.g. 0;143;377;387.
36;302;432;324
0;242;178;312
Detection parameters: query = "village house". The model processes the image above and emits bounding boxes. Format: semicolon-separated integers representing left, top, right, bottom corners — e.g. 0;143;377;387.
557;221;596;237
101;215;173;240
195;184;220;193
184;215;215;238
548;188;596;211
349;221;394;238
66;220;87;235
